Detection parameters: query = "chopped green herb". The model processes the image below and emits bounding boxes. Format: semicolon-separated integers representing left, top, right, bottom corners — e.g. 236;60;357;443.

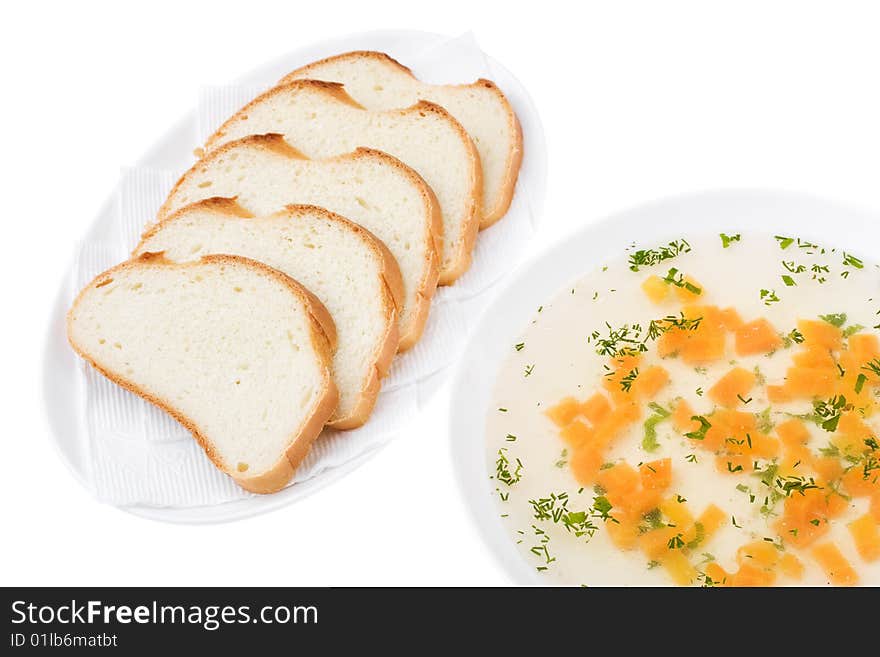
782;329;805;347
760;289;780;306
775;236;795;249
495;449;523;493
642;403;671;452
662;267;701;294
505;434;517;442
667;533;685;550
621;367;640;392
514;342;525;351
628;239;692;272
819;313;847;328
843;253;864;269
524;364;535;377
781;275;796;287
720;233;741;248
685;416;712;441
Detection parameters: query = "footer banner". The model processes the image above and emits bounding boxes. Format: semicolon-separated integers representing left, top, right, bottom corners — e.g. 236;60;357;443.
1;587;871;650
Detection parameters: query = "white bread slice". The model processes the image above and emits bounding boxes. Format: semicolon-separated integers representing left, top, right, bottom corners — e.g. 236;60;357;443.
67;252;338;494
135;199;403;430
282;51;523;229
203;80;481;285
158;134;440;351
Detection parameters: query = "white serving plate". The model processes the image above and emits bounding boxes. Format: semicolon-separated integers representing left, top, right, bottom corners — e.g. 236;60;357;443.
448;189;878;585
42;30;546;523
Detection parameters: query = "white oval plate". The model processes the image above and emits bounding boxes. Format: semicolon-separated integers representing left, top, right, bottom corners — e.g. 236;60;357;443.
42;30;546;523
448;189;877;584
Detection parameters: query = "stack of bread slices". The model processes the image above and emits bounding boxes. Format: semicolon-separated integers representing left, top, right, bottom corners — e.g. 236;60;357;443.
68;51;523;494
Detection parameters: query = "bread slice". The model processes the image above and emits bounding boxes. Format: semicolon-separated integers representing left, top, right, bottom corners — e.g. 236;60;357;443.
135;199;403;430
282;51;523;229
203;80;481;285
67;252;338;494
158;134;440;351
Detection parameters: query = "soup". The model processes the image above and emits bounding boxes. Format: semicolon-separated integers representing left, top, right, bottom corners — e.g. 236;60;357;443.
486;232;880;586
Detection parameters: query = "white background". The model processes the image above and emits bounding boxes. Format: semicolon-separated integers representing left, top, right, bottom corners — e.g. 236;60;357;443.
4;0;880;586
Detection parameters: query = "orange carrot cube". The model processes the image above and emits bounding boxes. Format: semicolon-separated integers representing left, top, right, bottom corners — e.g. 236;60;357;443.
708;366;756;408
776;418;810;446
798;319;842;351
545;396;581;427
641;275;669;304
559;420;594;448
640;458;672;490
811;542;858;586
735;318;782;356
580;393;611;426
848;513;880;561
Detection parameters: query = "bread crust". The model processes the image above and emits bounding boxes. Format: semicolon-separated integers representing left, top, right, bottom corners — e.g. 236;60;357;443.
156;134;440;351
201;80;481;286
282;50;522;228
137;198;401;430
66;252;338;494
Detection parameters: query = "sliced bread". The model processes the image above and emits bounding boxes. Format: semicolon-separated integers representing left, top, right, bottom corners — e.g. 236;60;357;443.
203;80;482;285
158;133;440;351
282;51;523;228
135;199;403;430
67;252;338;494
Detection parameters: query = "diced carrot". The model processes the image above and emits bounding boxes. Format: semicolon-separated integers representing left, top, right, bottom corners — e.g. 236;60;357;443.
848;513;880;561
871;493;880;521
545;396;581;427
842;465;880;497
580;393;611;426
811;542;858;586
812;456;843;483
825;491;850;517
638;527;680;560
559;420;594;448
672;399;700;434
785;366;838;398
703;562;730;586
663;551;697;585
641;275;669;304
660;496;694;528
570;447;603;485
696;504;726;540
674;275;703;302
735;318;782;356
708;367;756;408
848;333;880;359
776;418;810;446
640;458;672;490
592;402;640;449
703;409;757;452
766;384;792;404
602;375;631;406
597;462;640;496
779;444;812;477
630;365;669;399
625;488;663;516
730;562;776;587
793;345;836;369
719;307;744;331
605;514;640;550
798;319;842;351
736;541;779;568
746;433;780;459
779;553;804;580
658;305;727;364
837;411;873;443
